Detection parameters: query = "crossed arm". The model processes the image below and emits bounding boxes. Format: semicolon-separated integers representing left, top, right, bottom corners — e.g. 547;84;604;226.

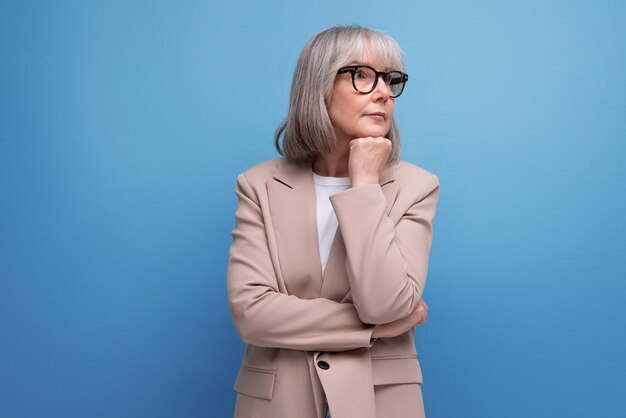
227;172;439;352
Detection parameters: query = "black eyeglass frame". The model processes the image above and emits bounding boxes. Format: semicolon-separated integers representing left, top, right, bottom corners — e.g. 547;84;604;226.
336;65;409;98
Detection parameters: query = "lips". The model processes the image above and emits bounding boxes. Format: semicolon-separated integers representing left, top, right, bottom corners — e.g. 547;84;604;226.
365;112;386;120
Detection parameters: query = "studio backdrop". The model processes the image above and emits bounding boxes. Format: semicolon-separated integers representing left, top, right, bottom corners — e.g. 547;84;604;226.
1;1;625;417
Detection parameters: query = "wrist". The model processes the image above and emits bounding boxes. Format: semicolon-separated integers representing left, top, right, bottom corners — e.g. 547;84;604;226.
372;325;385;339
372;326;381;339
351;177;380;188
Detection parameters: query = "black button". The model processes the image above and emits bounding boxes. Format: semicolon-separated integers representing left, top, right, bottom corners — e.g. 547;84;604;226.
317;361;330;370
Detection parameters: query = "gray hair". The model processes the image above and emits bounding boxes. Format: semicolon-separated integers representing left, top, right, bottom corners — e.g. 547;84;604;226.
274;25;405;163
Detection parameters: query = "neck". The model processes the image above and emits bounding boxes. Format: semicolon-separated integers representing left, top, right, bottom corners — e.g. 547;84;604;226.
312;138;351;177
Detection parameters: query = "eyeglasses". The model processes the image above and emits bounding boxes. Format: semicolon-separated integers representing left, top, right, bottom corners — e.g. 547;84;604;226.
336;65;409;98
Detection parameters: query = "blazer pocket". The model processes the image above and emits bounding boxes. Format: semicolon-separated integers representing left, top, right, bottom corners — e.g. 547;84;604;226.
233;365;276;400
371;355;423;386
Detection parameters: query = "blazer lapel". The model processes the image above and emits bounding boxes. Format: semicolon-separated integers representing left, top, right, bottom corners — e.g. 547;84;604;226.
267;159;323;299
267;158;398;301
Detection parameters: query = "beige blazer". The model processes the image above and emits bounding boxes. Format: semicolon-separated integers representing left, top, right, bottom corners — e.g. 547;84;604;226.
227;157;440;418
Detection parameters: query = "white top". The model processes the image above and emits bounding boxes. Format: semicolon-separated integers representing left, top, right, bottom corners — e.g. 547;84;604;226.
313;172;352;274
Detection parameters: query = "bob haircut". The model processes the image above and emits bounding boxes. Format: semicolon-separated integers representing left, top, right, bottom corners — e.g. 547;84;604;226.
274;25;406;163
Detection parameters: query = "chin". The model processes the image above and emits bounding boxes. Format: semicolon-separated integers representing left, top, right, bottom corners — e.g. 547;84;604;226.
360;129;389;138
360;124;391;138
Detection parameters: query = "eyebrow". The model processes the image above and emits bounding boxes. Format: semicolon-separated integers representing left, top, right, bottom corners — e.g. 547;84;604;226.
348;62;396;72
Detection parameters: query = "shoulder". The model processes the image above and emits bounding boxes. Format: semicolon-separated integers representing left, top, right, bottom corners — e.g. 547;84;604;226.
233;157;286;203
238;157;283;186
392;160;440;200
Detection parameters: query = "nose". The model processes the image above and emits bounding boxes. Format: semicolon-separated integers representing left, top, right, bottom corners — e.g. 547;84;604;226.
372;75;393;100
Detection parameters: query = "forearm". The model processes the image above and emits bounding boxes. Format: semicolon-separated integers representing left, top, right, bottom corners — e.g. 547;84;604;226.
330;178;439;324
228;283;374;351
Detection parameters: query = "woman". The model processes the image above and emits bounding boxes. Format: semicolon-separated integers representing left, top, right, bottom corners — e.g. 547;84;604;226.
227;25;440;418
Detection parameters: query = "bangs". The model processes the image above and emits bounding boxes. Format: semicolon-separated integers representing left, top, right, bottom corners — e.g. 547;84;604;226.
342;31;405;72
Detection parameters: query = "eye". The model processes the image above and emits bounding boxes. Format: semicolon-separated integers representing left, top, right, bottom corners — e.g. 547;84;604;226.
354;69;367;79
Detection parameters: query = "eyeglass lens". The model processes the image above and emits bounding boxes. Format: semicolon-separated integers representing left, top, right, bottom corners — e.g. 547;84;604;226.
352;67;405;96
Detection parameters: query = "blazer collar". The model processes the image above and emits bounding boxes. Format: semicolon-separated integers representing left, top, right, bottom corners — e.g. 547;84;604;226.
272;158;397;190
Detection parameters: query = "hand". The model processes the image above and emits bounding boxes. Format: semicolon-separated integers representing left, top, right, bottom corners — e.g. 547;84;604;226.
348;137;392;187
371;299;429;339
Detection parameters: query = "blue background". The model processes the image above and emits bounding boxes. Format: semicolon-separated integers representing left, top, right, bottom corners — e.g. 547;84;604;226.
1;1;625;417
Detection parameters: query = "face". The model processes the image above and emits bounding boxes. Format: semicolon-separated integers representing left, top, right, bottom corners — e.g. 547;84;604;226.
327;51;396;143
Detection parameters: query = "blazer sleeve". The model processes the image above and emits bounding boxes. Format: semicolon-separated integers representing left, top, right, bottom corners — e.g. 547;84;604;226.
329;174;440;324
227;173;375;352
